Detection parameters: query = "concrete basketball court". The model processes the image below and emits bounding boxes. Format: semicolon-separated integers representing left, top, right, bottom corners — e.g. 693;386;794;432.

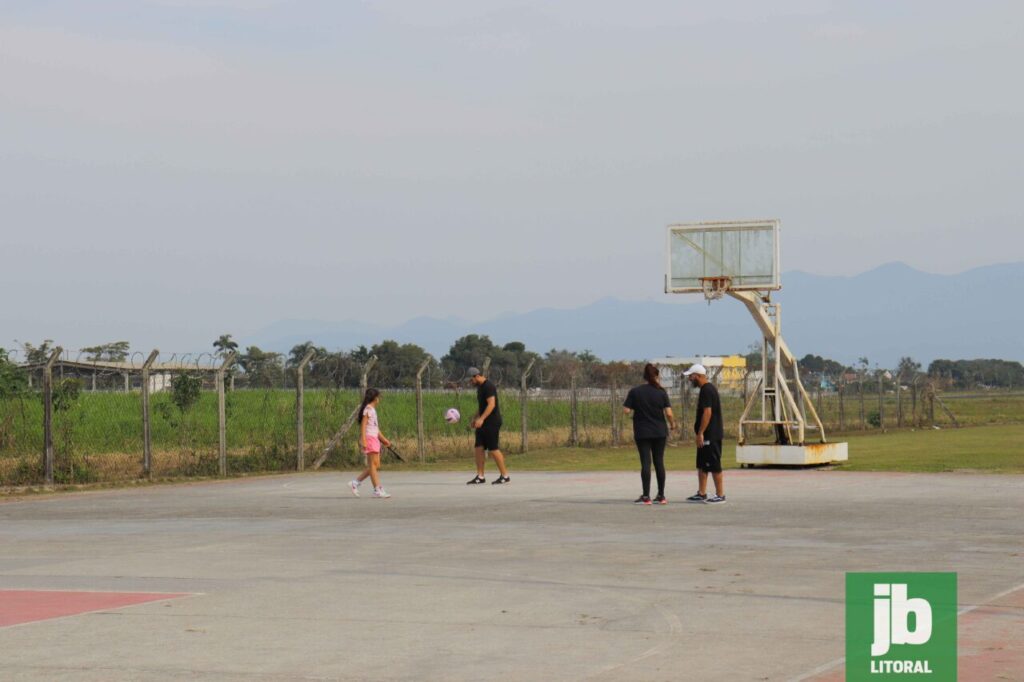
1;469;1021;681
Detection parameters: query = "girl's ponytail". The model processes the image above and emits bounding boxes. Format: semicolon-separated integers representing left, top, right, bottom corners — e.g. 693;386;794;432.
358;388;380;423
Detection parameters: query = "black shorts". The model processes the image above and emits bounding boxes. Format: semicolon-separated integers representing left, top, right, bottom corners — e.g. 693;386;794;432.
475;424;501;451
696;440;723;473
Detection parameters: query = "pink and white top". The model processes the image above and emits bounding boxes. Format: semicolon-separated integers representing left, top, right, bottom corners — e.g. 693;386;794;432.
363;405;380;437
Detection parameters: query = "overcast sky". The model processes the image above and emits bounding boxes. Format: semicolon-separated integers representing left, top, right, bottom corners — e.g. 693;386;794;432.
2;1;1022;352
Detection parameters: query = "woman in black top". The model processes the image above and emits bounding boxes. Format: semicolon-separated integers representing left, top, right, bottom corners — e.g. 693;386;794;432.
623;364;677;505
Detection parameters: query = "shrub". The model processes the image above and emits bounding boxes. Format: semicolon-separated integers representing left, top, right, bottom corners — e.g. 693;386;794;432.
171;374;202;413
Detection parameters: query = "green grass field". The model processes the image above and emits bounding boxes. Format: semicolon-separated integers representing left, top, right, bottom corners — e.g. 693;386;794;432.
0;388;596;458
2;388;1020;457
406;423;1024;475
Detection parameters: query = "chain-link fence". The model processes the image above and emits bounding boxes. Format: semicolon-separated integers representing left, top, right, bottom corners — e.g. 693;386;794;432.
1;347;1014;488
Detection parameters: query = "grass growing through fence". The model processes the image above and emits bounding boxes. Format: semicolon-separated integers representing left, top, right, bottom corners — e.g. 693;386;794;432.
0;388;611;457
2;389;1022;484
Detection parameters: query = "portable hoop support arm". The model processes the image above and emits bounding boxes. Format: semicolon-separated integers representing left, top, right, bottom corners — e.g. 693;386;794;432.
727;290;828;446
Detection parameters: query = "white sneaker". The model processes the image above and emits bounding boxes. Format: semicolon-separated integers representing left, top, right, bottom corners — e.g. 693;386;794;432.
349;480;361;497
373;487;391;499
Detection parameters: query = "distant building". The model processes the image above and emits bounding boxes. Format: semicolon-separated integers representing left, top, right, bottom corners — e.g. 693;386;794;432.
651;355;750;393
150;372;174;393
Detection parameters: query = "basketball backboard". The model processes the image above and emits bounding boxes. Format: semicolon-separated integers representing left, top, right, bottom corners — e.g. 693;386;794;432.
666;219;781;294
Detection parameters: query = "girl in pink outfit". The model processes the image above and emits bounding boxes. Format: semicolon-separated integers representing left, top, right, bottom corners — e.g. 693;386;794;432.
349;388;393;499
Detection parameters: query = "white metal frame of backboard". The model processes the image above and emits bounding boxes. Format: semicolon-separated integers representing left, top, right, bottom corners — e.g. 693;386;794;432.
665;219;781;294
666;219;843;464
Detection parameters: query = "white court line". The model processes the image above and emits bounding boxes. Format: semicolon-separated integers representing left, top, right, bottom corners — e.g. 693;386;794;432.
956;580;1024;617
788;580;1024;682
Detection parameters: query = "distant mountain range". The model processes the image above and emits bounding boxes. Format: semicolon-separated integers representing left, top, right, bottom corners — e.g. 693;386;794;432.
248;262;1024;368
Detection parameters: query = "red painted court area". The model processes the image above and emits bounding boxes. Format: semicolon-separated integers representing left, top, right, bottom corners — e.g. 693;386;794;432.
0;590;189;628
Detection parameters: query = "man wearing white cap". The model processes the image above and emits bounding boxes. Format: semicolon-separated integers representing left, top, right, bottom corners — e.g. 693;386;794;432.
683;364;726;504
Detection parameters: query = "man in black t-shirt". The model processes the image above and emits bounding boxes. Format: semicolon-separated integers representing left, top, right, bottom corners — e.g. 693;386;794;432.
683;364;726;504
465;367;510;485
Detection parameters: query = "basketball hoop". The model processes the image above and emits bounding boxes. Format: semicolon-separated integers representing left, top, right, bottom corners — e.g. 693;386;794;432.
699;276;732;303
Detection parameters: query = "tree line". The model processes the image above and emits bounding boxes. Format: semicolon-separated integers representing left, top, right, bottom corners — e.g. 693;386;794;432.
788;352;1024;390
4;337;1022;392
208;333;645;390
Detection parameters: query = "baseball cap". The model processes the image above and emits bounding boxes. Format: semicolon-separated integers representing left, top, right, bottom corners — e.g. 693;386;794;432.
467;367;482;377
683;363;707;376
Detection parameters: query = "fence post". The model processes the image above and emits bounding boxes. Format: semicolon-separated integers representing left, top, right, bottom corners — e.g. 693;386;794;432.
896;374;903;428
481;356;491;377
217;352;236;477
42;347;62;486
681;371;691;427
360;355;377;394
296;349;316;471
680;372;689;440
519;358;535;453
570;373;579;447
415;358;430;461
838;381;845;431
859;378;866;429
141;349;159;478
610;376;619;446
877;373;884;429
912;378;919;427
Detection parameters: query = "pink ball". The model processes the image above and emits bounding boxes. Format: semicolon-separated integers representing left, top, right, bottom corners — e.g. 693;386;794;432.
444;408;461;424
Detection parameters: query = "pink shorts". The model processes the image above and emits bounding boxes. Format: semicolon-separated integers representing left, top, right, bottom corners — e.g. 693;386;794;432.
362;435;381;455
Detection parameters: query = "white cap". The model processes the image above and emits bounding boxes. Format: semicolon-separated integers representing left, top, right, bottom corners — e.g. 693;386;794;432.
683;363;707;376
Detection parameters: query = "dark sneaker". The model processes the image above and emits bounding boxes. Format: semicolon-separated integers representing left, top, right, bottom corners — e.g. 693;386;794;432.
491;476;510;485
704;495;727;504
653;495;668;505
466;475;486;485
634;496;652;505
685;492;707;503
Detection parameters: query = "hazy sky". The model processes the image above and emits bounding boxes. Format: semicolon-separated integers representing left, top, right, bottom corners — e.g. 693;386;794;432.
2;1;1022;352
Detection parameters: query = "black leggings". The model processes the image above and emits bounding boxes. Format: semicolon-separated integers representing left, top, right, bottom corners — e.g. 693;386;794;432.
635;437;667;498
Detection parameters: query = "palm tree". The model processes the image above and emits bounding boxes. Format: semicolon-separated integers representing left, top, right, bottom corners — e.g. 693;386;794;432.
213;334;238;358
213;334;239;390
